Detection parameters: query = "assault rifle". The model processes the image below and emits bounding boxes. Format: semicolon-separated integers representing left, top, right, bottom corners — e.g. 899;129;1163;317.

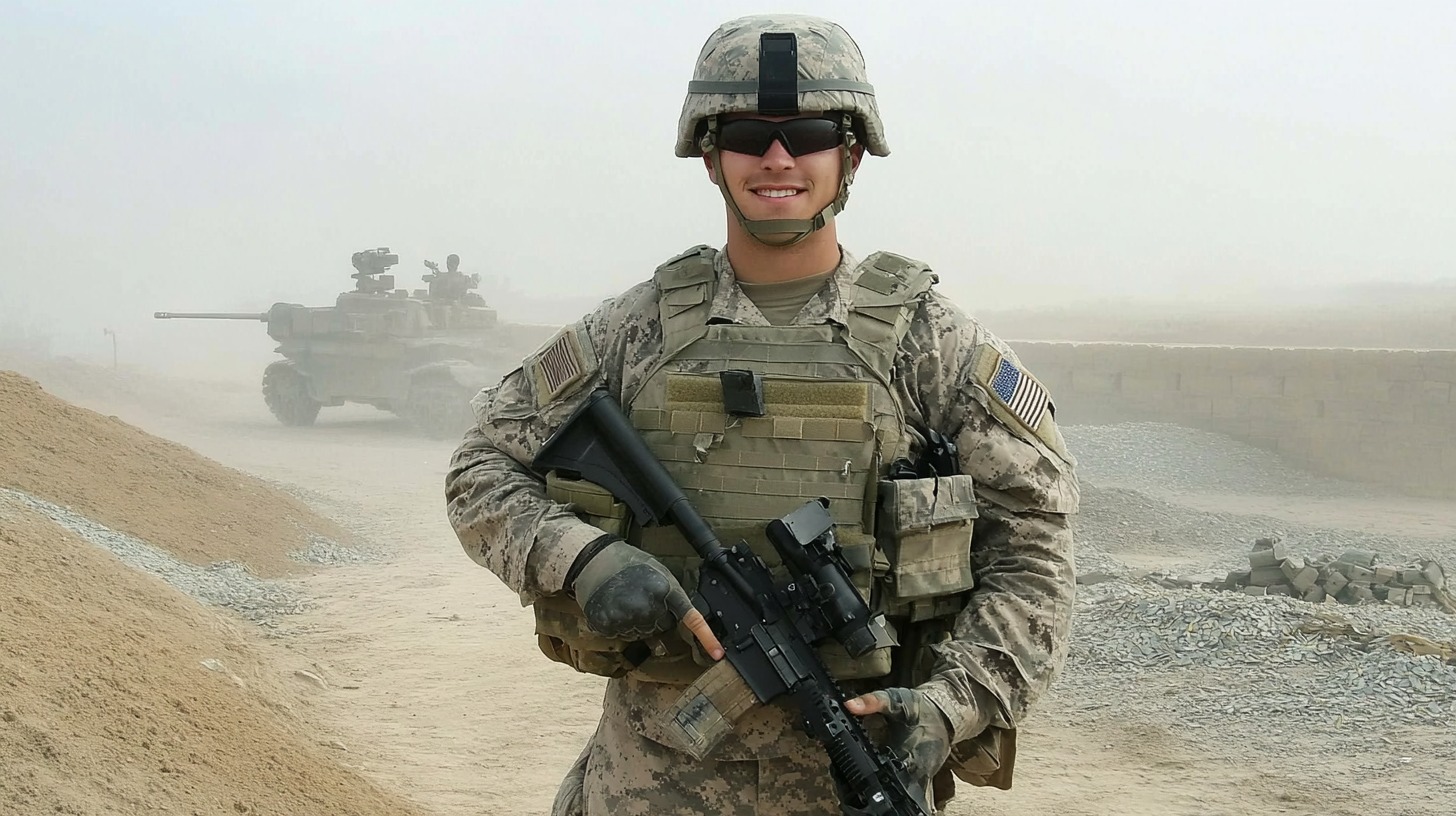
533;389;932;816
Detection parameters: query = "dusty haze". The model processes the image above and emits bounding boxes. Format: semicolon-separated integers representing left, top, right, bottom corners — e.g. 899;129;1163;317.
3;1;1454;377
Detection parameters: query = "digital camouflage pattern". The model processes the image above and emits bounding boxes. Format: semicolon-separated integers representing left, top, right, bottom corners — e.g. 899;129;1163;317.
675;14;890;158
445;246;1079;814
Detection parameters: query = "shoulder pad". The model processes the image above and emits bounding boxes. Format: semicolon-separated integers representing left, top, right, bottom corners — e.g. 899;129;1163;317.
843;252;939;363
853;251;938;300
523;321;599;409
655;245;717;290
970;344;1074;466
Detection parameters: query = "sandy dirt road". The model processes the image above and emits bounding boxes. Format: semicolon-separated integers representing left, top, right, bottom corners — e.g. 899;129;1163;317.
54;376;1443;816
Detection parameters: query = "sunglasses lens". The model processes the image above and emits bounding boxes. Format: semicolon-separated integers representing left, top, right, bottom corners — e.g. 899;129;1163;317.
718;118;842;157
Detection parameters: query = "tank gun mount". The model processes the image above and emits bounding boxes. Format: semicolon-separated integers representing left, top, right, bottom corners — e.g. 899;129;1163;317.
351;247;400;294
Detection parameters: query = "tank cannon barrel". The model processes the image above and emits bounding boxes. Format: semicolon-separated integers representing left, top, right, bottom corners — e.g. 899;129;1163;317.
153;311;268;320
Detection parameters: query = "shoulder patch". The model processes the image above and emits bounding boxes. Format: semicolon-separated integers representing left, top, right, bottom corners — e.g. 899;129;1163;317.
525;322;598;408
971;345;1074;465
974;349;1050;432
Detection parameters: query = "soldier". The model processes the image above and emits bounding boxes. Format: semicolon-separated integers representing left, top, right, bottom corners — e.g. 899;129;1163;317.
446;13;1078;816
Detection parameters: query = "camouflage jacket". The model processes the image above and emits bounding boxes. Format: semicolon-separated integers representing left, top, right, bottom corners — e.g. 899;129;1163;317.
446;247;1079;750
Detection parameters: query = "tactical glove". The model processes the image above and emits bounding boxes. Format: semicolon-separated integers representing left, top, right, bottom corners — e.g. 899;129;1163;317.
863;686;954;783
567;535;695;640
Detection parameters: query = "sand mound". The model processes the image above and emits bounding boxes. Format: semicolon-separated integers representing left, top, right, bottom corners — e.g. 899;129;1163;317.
0;501;422;816
0;370;341;578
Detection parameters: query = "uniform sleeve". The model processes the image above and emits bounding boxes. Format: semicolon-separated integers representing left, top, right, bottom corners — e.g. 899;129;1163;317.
444;284;655;605
901;293;1079;745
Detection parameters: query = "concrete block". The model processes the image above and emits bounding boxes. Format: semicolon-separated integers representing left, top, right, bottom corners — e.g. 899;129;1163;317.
1422;561;1446;590
1281;378;1343;400
1071;370;1122;395
1400;569;1427;586
1119;373;1180;396
1250;566;1289;587
1386;588;1410;606
1265;584;1295;597
1373;566;1397;585
1411;585;1433;596
1231;375;1286;397
1224;570;1252;588
1249;544;1290;568
1337;584;1375;604
1338;550;1377;568
1391;380;1451;405
1303;586;1327;603
1179;374;1232;396
1290;566;1320;593
1344;565;1375;583
1323;570;1349;594
1176;395;1214;417
1243;585;1268;597
1279;556;1308;579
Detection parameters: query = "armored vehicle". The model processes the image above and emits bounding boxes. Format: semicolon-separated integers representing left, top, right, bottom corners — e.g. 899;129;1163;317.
156;248;533;438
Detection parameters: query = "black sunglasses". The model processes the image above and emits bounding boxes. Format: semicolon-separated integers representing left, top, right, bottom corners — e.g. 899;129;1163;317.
715;116;844;157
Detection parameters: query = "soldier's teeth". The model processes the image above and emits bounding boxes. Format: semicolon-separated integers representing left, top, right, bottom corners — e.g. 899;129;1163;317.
757;189;800;198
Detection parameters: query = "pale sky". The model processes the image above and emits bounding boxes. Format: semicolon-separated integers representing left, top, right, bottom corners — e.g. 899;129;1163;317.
2;1;1453;369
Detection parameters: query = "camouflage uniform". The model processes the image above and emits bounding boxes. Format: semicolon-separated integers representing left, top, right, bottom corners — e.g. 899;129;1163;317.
446;248;1078;814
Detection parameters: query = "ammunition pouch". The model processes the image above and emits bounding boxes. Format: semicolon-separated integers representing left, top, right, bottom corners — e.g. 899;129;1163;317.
877;474;979;620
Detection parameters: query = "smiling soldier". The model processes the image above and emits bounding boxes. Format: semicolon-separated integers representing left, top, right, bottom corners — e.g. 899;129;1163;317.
446;13;1079;816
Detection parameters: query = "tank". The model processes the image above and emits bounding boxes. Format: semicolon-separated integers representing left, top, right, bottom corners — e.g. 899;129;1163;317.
155;247;539;438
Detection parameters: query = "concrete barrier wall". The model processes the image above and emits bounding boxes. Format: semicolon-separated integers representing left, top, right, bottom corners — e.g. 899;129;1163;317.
1010;342;1456;499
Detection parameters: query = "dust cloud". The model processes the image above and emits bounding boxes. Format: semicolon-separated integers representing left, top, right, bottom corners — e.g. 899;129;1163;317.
3;1;1454;373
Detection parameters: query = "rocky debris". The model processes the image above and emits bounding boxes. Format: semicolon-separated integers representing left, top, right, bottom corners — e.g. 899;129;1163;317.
290;534;385;566
1068;581;1456;727
1;487;309;630
1055;421;1456;784
1219;537;1454;612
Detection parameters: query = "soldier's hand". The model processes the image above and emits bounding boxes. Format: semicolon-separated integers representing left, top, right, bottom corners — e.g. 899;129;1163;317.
845;687;953;782
569;536;724;660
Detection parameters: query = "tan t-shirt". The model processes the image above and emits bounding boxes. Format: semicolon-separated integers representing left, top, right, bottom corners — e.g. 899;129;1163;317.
734;269;837;326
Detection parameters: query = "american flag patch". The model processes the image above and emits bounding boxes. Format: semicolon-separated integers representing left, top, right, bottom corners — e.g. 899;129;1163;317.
529;325;593;405
990;357;1050;430
538;333;583;397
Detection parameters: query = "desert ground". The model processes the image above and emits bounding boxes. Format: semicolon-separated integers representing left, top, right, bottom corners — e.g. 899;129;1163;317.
2;349;1453;816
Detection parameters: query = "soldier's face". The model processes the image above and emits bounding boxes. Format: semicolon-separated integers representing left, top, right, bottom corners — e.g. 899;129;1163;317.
705;114;863;221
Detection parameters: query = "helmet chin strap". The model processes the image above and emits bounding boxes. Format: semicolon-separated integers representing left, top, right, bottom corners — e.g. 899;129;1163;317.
700;114;858;249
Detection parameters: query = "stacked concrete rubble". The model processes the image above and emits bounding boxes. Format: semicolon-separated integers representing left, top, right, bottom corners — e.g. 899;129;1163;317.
1223;537;1454;612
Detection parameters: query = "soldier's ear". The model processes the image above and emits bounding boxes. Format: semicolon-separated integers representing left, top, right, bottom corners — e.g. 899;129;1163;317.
849;144;865;173
703;155;718;184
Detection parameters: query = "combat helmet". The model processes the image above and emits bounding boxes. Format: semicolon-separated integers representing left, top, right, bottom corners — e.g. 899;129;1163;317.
677;15;889;247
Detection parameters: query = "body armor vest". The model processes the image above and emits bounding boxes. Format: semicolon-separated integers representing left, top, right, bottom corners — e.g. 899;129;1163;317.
535;247;981;684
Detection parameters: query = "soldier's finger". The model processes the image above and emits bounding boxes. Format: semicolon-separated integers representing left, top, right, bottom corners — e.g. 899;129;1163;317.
680;607;724;660
844;690;890;717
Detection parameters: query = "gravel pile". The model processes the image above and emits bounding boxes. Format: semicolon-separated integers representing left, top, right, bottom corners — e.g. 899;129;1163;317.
290;534;384;566
1071;583;1456;726
1055;422;1456;762
1;487;311;630
1065;422;1380;499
